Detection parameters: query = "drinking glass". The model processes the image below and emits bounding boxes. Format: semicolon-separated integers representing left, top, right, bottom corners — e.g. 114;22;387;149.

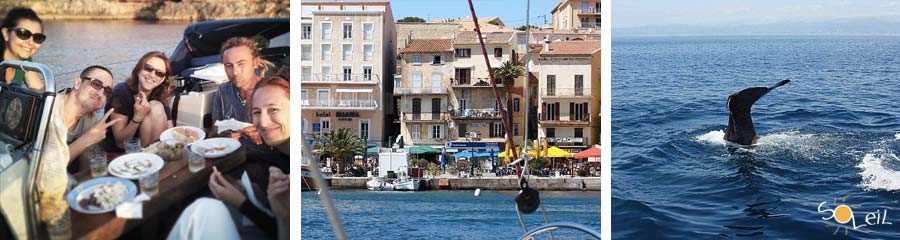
47;201;71;240
139;171;159;197
125;138;142;153
89;151;108;178
188;151;205;173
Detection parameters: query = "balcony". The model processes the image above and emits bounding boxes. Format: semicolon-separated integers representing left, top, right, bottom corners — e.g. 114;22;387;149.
394;87;448;95
401;113;451;122
302;99;378;110
451;78;504;88
540;114;591;126
451;108;501;120
580;22;601;28
301;73;380;84
579;7;601;14
541;88;592;98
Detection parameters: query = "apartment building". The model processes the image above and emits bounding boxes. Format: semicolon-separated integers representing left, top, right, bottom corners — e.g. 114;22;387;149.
395;39;454;148
551;0;601;30
300;2;396;147
529;40;600;153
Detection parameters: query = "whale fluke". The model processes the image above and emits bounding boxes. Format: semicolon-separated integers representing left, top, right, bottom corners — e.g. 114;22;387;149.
724;79;790;145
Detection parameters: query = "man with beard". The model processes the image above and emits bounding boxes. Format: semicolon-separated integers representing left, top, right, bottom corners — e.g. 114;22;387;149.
58;66;121;168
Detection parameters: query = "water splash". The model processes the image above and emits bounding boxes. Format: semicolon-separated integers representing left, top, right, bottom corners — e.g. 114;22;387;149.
696;130;727;146
858;149;900;191
894;133;900;140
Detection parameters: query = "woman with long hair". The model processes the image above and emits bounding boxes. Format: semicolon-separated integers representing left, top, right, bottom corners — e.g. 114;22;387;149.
1;7;46;91
103;51;174;151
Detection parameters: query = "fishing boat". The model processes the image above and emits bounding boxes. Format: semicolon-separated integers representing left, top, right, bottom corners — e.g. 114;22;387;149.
366;177;394;191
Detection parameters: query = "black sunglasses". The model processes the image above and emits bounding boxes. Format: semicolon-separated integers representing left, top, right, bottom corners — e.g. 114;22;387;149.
81;76;112;98
142;64;167;78
12;28;46;44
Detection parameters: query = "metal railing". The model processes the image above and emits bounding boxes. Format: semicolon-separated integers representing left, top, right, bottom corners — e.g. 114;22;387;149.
541;113;591;122
302;73;380;84
401;112;451;121
394;87;448;95
452;78;503;87
541;88;591;97
303;99;378;109
580;7;601;14
452;108;501;119
580;22;601;28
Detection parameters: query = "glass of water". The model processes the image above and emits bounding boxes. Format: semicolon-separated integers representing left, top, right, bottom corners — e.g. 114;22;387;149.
47;200;71;240
139;171;159;197
89;151;108;178
125;137;142;153
188;151;205;173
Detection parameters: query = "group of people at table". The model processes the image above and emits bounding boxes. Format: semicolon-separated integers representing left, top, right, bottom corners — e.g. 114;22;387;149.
0;8;290;239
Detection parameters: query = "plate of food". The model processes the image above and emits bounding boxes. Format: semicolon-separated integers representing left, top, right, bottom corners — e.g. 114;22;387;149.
159;126;205;145
190;137;241;158
108;153;164;180
67;177;137;214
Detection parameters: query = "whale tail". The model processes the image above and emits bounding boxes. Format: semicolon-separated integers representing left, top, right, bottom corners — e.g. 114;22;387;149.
724;79;790;145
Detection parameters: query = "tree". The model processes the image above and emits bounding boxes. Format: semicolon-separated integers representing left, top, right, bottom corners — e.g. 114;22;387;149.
492;60;525;142
316;128;365;175
516;25;538;31
398;16;426;23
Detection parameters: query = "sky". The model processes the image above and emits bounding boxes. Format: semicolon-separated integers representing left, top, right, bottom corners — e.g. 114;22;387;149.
386;0;560;27
614;0;900;28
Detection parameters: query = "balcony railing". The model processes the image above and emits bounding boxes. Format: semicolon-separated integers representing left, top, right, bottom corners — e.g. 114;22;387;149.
541;88;592;97
540;115;591;125
581;22;601;28
302;99;378;109
401;112;451;121
452;78;503;88
452;108;501;119
580;7;601;14
301;52;312;61
301;73;380;84
394;87;448;95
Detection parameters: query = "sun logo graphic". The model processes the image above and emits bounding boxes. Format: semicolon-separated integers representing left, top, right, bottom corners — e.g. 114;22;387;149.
818;195;892;236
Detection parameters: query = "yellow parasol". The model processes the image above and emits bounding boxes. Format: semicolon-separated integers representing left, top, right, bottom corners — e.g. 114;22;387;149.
546;146;573;158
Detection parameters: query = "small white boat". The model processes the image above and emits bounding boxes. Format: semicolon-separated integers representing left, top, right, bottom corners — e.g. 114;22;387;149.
366;177;394;191
393;178;421;191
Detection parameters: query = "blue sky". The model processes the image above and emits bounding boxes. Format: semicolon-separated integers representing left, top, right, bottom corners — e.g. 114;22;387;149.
615;0;900;28
388;0;560;27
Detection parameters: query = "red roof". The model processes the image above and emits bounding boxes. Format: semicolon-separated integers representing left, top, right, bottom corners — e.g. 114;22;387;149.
399;39;453;53
541;40;600;56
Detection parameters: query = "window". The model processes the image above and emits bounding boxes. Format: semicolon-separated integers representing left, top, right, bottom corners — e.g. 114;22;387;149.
321;22;332;39
574;128;583;138
458;123;467;138
342;22;352;39
343;44;352;60
494;47;502;57
301;44;312;61
412;98;422;115
491;122;504;138
547;75;556;96
302;24;311;39
514;123;520;136
430;125;443;139
321;117;331;133
546;128;555;138
412;55;422;65
431;98;441;119
455;48;470;58
360;120;370;140
321;66;331;81
432;54;443;65
301;89;309;105
317;89;330;107
410;124;421;139
582;2;589;13
573;103;588;121
455;68;471;84
301;67;311;81
363;44;373;61
458;99;467;111
431;72;442;93
363;66;373;81
546;102;559;120
321;44;331;60
343;66;352;81
575;75;584;96
412;71;423;92
514;98;520;112
363;23;374;40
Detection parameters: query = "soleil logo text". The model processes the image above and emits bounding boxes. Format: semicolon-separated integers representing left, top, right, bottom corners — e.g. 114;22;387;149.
817;195;892;236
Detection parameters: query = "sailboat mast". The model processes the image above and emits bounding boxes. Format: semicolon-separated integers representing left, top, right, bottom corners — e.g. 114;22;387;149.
523;0;531;175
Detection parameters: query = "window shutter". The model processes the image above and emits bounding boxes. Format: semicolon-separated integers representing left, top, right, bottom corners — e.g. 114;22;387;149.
489;123;495;138
555;103;560;120
441;54;445;64
541;103;547;121
569;102;575;120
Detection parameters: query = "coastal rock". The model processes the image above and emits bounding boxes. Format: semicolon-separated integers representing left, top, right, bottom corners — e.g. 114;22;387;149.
0;0;289;21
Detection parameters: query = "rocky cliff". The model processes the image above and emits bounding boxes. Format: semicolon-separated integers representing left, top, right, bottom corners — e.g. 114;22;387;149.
0;0;289;21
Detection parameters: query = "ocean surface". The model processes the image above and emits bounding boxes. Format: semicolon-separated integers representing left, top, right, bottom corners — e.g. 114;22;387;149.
613;36;900;239
33;20;189;89
301;190;600;239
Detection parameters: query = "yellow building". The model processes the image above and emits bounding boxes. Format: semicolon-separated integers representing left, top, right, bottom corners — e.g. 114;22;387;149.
551;0;601;30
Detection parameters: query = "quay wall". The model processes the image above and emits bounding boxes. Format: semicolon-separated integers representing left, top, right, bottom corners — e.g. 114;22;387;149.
329;177;601;191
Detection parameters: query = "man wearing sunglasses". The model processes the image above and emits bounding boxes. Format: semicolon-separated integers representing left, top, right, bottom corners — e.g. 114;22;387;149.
52;66;122;169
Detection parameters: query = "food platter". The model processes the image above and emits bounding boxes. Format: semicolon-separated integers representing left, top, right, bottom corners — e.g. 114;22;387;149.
67;177;138;214
108;153;164;180
190;137;241;158
159;126;205;145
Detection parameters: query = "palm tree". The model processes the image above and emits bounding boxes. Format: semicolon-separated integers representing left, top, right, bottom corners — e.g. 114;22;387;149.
317;128;365;175
492;60;525;142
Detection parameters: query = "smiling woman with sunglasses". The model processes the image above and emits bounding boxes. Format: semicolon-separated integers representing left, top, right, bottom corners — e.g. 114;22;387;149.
0;7;45;91
102;51;174;152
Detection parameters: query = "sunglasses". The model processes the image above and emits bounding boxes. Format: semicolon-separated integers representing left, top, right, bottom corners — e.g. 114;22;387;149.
81;76;112;98
12;28;46;44
142;64;167;78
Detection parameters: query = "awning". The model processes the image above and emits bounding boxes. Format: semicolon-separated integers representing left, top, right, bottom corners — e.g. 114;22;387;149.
409;145;442;154
336;88;374;93
573;146;601;159
546;146;573;158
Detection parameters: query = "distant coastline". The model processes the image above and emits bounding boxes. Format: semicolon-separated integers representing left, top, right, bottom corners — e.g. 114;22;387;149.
614;16;900;37
0;0;289;21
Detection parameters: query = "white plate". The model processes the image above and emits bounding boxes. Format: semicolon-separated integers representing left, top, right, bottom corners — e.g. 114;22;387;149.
67;177;137;214
108;153;165;180
190;137;241;158
159;126;206;145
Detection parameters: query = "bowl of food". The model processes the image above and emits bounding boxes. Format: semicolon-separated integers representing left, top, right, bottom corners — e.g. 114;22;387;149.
158;139;186;161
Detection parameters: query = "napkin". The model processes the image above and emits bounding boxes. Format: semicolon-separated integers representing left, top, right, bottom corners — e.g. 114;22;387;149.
115;194;151;219
215;118;253;134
